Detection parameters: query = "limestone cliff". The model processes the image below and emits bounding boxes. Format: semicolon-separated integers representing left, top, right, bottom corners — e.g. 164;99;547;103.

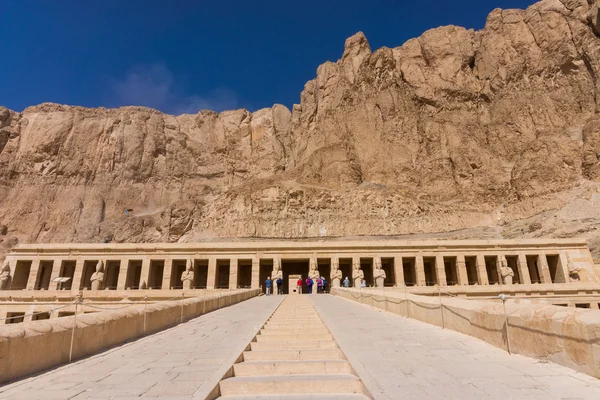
2;0;600;259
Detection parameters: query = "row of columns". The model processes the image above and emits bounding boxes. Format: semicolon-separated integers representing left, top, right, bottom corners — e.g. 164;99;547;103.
6;250;570;291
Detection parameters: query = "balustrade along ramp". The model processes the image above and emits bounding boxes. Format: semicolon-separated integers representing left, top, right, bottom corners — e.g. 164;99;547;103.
213;295;372;399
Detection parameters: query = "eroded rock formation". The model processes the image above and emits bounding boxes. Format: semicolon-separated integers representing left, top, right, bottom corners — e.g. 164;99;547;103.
1;0;600;259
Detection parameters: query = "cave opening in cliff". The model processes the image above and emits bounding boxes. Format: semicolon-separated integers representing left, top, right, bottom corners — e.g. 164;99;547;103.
58;261;76;290
193;260;208;289
11;261;31;290
465;256;478;285
526;255;541;284
281;259;308;294
258;259;273;294
318;259;331;290
361;258;374;286
339;259;352;284
148;260;164;290
104;260;120;290
546;255;564;283
506;256;521;284
216;260;230;289
34;261;54;290
382;258;395;286
125;260;142;289
237;259;252;288
423;257;437;286
485;256;500;285
80;260;99;290
444;257;458;286
402;257;416;286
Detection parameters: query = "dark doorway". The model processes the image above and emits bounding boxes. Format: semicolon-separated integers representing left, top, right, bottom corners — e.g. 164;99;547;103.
485;256;499;285
216;260;230;289
546;255;563;283
339;259;352;285
126;260;142;289
403;257;416;286
317;259;331;292
423;257;437;286
259;259;273;294
526;255;541;284
80;260;99;290
11;261;32;290
193;260;208;289
148;260;164;289
465;256;478;285
58;261;76;290
444;257;458;286
506;256;521;284
282;259;309;294
35;261;54;290
105;261;120;290
382;258;395;286
361;258;374;287
237;259;252;288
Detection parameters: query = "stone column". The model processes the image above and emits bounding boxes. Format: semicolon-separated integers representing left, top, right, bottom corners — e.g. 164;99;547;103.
517;253;531;284
435;256;447;286
48;259;62;290
26;259;41;290
161;258;173;290
393;256;405;287
71;259;85;291
229;259;238;289
116;260;129;290
207;258;217;289
475;254;489;286
456;255;469;286
415;256;426;286
558;252;571;284
537;253;552;284
251;258;260;289
352;257;362;287
138;258;150;289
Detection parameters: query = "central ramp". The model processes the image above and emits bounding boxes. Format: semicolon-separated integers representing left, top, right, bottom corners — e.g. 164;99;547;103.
216;295;372;399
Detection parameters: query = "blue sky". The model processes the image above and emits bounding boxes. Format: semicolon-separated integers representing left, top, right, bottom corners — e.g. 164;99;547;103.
0;0;535;115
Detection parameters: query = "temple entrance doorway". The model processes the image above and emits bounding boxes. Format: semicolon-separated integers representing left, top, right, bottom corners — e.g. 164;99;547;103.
282;259;309;294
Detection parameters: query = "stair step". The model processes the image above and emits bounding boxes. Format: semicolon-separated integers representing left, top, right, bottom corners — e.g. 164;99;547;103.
260;328;329;335
255;334;332;342
243;349;345;362
219;374;367;396
233;360;354;376
218;395;370;400
250;341;338;351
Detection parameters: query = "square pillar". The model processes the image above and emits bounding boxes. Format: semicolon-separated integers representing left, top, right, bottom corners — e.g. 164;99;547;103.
435;256;447;286
558;252;571;284
393;256;405;287
116;260;128;290
456;255;469;286
537;253;553;284
251;258;260;289
517;253;531;284
415;256;426;286
71;259;85;291
229;259;238;289
139;258;150;289
207;258;217;289
475;254;489;285
26;260;41;290
48;259;62;290
161;259;173;290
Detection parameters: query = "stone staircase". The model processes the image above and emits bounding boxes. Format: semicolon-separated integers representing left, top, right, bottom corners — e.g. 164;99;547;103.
215;295;371;399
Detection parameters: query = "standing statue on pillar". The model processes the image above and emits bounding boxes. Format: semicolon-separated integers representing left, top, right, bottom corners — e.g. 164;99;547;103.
373;258;386;288
181;259;195;290
272;258;283;282
499;260;514;285
330;257;342;287
90;261;105;290
0;260;11;290
309;258;320;284
352;259;364;288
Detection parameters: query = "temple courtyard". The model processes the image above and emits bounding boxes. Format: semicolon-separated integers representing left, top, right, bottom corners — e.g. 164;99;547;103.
1;294;599;400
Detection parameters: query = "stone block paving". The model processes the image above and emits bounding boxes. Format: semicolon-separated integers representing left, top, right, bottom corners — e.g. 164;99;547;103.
310;295;600;400
0;295;283;400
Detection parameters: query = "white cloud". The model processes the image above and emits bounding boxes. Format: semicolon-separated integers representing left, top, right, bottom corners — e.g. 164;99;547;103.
110;63;239;115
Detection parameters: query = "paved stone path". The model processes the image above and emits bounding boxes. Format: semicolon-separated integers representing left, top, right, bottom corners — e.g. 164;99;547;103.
310;295;600;400
0;295;283;400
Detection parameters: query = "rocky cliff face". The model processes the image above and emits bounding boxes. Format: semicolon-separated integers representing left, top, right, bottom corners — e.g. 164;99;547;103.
2;0;600;259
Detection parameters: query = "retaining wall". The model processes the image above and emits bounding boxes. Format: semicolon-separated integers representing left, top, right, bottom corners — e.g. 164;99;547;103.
0;289;260;384
332;288;600;379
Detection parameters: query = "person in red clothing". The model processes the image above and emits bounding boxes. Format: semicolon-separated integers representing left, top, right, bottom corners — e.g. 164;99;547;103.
297;277;303;294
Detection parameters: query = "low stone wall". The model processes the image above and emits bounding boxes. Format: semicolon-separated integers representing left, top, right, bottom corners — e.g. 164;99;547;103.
332;288;600;379
0;289;260;384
